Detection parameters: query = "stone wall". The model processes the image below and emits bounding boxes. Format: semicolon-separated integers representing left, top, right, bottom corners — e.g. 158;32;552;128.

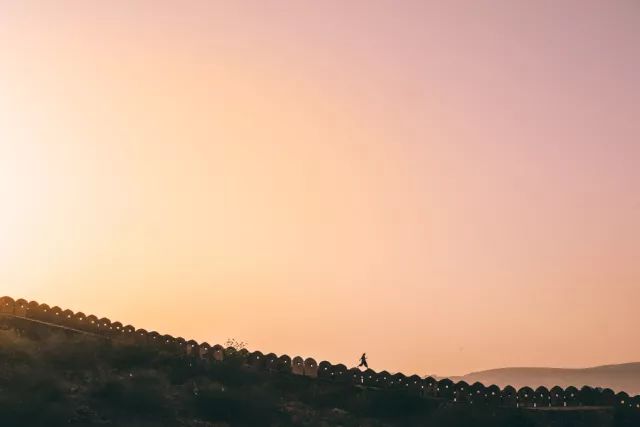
2;296;638;411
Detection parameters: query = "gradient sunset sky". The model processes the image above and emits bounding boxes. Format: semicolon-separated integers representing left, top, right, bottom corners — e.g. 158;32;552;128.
1;1;639;376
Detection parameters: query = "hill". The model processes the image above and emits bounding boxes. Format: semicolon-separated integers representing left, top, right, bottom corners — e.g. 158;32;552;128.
452;363;640;395
1;296;639;427
0;328;541;427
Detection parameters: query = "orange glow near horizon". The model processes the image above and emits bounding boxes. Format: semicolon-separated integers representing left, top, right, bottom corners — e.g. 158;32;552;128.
1;1;639;376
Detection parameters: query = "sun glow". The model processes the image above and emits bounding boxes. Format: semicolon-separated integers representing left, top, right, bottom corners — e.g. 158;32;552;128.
0;140;45;272
0;155;33;279
1;0;639;376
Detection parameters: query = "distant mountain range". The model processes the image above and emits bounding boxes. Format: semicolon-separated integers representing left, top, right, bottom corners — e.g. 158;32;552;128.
442;362;640;395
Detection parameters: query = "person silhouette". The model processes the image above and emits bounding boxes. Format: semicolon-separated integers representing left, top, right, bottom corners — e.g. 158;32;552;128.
358;353;368;368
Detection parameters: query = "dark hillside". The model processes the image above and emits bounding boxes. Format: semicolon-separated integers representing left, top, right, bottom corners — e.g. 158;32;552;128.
0;329;519;426
1;328;639;427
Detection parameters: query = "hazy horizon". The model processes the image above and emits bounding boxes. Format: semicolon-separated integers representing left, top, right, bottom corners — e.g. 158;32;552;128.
1;0;639;376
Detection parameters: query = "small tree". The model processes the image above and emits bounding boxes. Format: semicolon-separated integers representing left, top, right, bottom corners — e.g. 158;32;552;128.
224;338;247;351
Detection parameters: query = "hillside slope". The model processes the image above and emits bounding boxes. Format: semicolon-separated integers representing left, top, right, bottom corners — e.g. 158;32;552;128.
0;329;541;427
3;327;637;427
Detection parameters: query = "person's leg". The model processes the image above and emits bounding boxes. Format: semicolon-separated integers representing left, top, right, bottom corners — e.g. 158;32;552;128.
363;360;368;368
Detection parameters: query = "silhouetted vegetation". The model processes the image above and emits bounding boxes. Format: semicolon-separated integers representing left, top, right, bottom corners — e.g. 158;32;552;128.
0;328;638;426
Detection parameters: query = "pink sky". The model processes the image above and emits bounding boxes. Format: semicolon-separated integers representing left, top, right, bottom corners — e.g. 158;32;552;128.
1;1;639;376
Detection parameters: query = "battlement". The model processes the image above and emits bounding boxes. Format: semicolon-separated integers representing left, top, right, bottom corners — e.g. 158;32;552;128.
2;296;639;411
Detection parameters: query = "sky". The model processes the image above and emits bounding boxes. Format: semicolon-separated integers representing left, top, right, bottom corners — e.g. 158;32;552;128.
0;0;639;376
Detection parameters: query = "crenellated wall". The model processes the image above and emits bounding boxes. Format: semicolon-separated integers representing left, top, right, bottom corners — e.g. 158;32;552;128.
1;296;638;411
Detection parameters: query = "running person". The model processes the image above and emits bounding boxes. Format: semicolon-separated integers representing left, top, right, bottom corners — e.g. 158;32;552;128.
358;353;368;368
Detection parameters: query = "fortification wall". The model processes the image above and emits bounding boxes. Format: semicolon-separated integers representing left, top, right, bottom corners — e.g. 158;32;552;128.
2;296;639;411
